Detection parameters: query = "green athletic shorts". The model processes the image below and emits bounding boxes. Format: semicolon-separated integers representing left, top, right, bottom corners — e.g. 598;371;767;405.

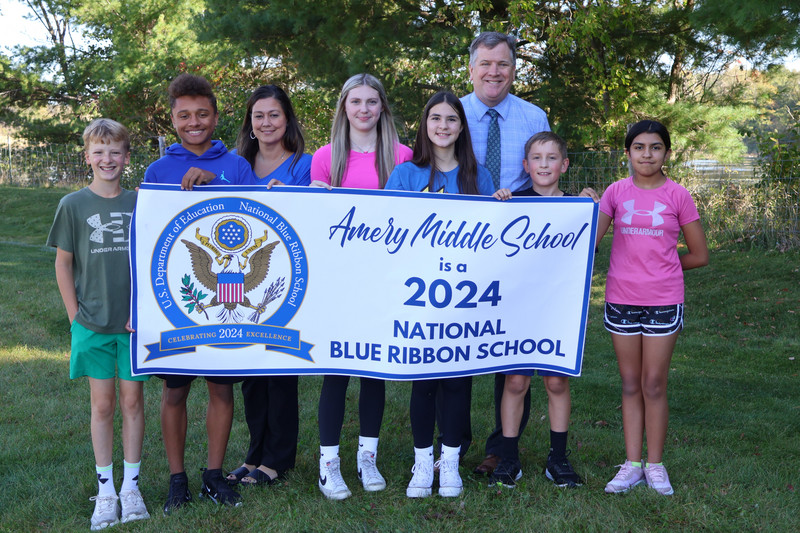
70;321;149;381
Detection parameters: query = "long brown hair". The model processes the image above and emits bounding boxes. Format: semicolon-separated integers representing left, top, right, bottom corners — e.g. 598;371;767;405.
411;91;480;195
235;85;305;174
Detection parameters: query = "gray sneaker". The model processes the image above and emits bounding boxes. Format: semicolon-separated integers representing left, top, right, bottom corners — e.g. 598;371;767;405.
357;449;386;491
89;494;119;531
119;488;150;523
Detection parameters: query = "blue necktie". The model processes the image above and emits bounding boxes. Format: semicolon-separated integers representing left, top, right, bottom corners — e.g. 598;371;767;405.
486;109;500;189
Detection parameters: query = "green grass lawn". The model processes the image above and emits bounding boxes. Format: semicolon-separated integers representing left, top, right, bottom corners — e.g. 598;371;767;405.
0;186;797;532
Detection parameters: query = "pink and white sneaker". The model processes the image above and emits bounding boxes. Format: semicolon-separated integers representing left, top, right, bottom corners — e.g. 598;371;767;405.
644;463;674;495
604;460;646;494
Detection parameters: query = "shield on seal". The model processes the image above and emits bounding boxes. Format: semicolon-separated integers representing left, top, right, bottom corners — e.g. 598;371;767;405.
217;272;245;303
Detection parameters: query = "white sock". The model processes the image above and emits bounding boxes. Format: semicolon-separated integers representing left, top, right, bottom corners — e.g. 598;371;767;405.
120;460;141;492
414;446;434;463
441;444;460;461
358;436;379;454
96;464;116;497
320;445;340;464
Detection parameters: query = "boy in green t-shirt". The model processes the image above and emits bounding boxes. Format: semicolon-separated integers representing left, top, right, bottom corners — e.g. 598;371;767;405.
47;119;150;530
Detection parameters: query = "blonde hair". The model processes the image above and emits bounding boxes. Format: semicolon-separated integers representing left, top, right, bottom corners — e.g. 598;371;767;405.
329;73;399;188
83;118;130;152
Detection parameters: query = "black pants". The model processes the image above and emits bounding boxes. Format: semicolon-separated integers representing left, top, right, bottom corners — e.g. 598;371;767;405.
412;377;470;449
318;375;385;446
241;375;299;474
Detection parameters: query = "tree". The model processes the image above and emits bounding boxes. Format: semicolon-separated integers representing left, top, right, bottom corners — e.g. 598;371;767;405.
200;0;481;138
510;1;658;147
507;1;761;154
72;0;229;144
0;55;53;112
14;0;92;100
692;0;800;61
3;0;795;158
0;1;103;141
199;0;761;153
4;0;288;145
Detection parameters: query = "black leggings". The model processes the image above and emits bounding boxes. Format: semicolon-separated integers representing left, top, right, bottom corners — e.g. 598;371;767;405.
318;375;385;446
410;377;470;449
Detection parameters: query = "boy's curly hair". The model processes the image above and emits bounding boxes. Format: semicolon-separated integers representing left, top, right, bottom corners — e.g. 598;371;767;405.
168;73;217;113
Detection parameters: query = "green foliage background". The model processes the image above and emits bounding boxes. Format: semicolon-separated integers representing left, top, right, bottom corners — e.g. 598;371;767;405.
2;0;799;157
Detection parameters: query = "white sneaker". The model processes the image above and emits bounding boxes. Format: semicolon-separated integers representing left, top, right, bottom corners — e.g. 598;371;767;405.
89;494;120;531
644;463;674;496
357;450;386;491
436;457;463;497
119;488;150;523
318;457;351;500
604;460;646;494
406;456;434;498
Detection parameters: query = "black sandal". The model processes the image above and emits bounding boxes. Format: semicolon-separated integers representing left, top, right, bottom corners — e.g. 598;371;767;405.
226;466;253;485
239;468;277;487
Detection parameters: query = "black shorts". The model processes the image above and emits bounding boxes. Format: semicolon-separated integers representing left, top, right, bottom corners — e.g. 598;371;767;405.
158;374;244;388
603;302;683;336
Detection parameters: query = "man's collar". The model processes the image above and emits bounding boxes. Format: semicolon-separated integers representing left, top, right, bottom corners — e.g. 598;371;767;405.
468;92;512;119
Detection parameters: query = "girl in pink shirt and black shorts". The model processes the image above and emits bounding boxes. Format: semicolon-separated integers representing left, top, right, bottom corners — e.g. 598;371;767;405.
595;120;708;496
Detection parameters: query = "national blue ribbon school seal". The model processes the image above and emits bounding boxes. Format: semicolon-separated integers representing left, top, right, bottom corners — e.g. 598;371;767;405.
145;197;311;363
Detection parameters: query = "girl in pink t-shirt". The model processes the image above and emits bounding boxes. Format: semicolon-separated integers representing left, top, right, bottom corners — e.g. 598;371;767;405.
311;74;412;501
310;73;412;190
595;120;708;496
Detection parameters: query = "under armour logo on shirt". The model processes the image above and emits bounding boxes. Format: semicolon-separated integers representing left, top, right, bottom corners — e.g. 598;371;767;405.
622;200;666;227
86;212;130;244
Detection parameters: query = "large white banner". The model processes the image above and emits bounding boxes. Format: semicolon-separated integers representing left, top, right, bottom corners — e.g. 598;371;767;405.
131;184;598;379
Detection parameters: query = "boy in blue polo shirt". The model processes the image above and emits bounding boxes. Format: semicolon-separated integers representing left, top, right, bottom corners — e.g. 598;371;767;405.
145;73;252;513
48;118;150;530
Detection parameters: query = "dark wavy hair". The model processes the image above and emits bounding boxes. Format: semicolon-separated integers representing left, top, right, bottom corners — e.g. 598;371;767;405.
168;73;217;113
624;120;671;151
411;91;480;195
235;85;305;174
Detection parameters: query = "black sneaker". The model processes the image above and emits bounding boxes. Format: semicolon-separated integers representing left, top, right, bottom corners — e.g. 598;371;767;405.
163;471;192;515
200;468;243;506
488;458;523;488
545;451;583;487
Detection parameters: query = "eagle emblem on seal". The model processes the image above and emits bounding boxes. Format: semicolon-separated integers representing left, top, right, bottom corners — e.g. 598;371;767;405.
180;216;285;323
